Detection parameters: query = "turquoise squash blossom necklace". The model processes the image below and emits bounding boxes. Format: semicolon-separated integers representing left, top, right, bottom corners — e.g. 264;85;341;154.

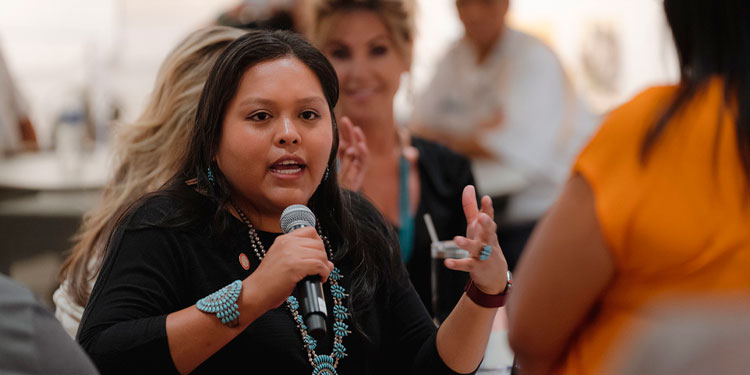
232;204;350;375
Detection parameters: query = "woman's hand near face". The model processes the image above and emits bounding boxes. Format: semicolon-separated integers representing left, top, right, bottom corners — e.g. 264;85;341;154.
445;185;508;294
337;116;369;191
244;227;334;312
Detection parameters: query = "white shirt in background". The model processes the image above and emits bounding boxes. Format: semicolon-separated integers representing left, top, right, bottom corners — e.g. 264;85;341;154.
413;27;599;224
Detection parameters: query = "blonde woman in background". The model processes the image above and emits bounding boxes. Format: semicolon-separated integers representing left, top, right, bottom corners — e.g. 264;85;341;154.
308;0;479;323
53;26;247;337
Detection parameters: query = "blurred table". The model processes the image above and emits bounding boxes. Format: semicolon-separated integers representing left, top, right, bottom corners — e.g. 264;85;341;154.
0;148;110;275
471;160;527;198
0;147;109;191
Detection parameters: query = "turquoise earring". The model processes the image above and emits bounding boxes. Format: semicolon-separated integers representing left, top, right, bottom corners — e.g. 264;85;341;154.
207;167;215;183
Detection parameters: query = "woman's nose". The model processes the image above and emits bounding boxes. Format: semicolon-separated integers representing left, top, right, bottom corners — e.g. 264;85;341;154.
276;117;300;145
348;56;371;80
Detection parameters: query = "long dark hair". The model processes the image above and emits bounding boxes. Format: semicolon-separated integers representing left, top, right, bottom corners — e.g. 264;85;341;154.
159;30;401;328
642;0;750;180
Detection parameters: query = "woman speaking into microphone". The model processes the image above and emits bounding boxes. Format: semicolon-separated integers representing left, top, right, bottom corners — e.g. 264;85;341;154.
77;30;508;375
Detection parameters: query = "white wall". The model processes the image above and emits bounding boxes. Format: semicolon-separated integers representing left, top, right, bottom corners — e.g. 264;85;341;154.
507;0;679;113
0;0;679;148
0;0;234;147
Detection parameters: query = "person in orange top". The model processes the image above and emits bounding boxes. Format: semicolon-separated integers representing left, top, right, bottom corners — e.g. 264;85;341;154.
507;0;750;373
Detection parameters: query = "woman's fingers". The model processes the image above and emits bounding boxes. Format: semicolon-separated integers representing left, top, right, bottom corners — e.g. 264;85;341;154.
451;186;509;295
338;150;360;190
480;195;494;221
270;234;332;282
291;239;329;259
454;232;496;261
339;116;354;148
453;236;483;258
286;226;321;240
297;258;335;283
353;128;368;165
462;185;480;224
338;154;353;177
453;207;501;278
456;212;497;244
336;120;368;191
353;126;368;155
444;258;476;273
272;229;329;262
477;213;498;237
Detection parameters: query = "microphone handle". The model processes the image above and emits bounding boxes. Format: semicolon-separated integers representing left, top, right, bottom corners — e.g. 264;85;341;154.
284;219;328;340
298;276;328;341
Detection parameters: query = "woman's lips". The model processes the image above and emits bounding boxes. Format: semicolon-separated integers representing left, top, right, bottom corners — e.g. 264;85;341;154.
270;160;305;175
345;87;377;101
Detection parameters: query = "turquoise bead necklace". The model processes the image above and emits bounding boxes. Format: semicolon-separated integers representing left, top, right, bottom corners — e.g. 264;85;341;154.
232;204;350;375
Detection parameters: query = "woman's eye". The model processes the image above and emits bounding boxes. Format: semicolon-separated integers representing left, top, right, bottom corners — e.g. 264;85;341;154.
371;45;388;56
300;111;320;121
248;112;271;121
330;48;350;59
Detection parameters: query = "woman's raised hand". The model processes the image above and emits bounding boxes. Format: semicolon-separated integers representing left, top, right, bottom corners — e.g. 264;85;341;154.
337;116;369;191
445;185;508;295
246;227;334;311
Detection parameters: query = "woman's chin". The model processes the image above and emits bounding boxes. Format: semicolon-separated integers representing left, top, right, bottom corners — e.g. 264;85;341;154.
267;189;315;211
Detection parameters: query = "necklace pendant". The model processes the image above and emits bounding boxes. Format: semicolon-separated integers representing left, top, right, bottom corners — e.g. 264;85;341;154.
311;355;338;375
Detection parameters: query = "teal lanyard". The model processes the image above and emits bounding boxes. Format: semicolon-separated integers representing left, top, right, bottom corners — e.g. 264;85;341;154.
398;154;415;263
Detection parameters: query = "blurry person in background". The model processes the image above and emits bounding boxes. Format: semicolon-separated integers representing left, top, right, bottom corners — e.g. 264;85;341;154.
613;299;750;375
0;41;38;155
217;0;312;35
411;0;597;271
508;0;750;373
309;0;475;323
0;274;98;374
54;26;247;338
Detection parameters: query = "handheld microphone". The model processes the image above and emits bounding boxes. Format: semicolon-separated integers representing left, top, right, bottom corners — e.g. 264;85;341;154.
280;204;327;341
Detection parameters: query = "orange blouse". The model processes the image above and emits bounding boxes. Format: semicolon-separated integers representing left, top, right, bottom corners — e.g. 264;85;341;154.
562;79;750;374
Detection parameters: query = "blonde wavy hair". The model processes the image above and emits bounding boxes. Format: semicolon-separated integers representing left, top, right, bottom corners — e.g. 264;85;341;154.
307;0;416;66
58;26;246;306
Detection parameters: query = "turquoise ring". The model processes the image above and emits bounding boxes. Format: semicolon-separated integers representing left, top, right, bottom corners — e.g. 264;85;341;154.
480;244;492;261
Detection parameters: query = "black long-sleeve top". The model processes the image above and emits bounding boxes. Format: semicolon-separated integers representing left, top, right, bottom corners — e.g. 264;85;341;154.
77;187;472;374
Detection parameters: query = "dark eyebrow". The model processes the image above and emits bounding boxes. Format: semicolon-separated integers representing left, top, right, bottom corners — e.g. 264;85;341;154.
326;34;391;49
237;97;327;107
325;40;347;48
297;97;327;107
368;35;390;45
237;97;274;107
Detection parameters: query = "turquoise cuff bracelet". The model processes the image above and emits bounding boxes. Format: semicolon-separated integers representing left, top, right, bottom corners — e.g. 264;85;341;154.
196;279;242;327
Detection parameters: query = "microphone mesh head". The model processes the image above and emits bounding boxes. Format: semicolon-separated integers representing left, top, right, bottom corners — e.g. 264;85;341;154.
280;204;316;233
